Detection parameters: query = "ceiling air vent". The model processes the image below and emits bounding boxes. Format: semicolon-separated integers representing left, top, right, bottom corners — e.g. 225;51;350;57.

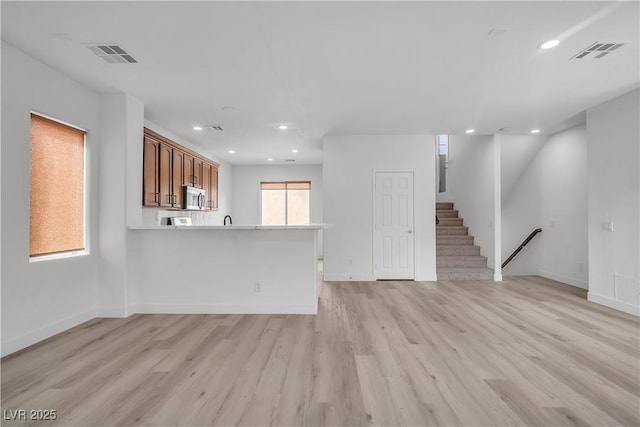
285;159;296;163
86;44;137;64
571;41;626;60
206;125;223;131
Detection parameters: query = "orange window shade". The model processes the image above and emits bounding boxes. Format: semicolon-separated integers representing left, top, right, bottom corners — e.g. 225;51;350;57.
261;182;287;190
286;181;311;190
30;114;86;257
260;181;310;190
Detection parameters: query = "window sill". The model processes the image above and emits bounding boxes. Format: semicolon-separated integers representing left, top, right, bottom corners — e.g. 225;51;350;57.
29;250;89;263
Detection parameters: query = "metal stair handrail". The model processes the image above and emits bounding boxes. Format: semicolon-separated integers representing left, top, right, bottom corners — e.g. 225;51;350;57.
502;228;542;269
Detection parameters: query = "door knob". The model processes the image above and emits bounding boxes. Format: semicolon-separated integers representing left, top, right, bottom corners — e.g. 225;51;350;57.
407;230;413;234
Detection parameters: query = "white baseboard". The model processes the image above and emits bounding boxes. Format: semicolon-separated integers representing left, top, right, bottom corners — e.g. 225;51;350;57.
1;301;320;357
1;309;98;357
539;270;588;290
96;306;128;318
129;303;318;315
323;274;376;282
324;273;438;282
587;292;639;317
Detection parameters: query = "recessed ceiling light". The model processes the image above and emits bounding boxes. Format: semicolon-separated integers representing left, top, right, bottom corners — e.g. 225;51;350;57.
292;149;298;153
540;39;560;49
228;150;235;154
465;129;475;134
278;124;289;130
193;126;203;131
222;106;235;112
267;158;274;162
530;129;541;134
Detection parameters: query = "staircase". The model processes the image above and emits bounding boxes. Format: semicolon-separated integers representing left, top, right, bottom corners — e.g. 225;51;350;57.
436;202;494;280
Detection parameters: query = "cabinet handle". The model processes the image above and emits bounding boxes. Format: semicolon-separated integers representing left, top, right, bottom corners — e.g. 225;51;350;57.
194;175;198;184
153;192;159;202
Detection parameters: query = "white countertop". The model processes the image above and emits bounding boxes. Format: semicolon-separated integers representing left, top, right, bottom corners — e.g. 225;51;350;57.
128;224;325;230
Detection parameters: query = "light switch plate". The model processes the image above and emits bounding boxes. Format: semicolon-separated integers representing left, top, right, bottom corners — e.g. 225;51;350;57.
602;221;613;232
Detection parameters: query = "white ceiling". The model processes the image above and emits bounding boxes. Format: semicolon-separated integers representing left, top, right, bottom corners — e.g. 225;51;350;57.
2;1;638;165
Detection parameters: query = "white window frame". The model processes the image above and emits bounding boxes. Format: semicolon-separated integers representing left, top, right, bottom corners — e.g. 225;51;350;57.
259;181;312;225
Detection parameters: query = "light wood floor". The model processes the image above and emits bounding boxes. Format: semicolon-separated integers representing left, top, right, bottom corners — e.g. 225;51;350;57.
2;276;639;426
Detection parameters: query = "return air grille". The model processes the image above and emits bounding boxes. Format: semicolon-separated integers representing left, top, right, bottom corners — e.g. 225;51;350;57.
571;41;625;60
86;44;137;64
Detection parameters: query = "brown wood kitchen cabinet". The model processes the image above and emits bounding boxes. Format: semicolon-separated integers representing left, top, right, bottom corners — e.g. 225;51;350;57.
158;143;173;208
209;163;219;210
143;135;160;206
172;148;185;209
142;128;219;210
182;153;194;187
182;154;204;189
202;162;219;210
193;157;204;189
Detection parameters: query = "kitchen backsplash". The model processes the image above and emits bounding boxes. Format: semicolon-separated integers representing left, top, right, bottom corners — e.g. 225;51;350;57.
141;209;224;226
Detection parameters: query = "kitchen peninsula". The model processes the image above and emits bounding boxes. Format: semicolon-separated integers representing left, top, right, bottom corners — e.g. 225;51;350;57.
128;224;323;314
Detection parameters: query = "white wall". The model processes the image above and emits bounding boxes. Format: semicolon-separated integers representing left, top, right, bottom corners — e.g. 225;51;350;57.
501;135;546;201
232;164;323;256
501;137;544;276
323;135;436;281
98;94;144;317
129;228;319;314
586;89;639;315
448;135;496;265
140;120;233;226
1;42;101;355
0;43;238;355
501;127;588;288
537;126;588;286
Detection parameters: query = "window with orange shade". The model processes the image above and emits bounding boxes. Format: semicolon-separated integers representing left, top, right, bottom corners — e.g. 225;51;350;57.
30;113;86;258
261;181;310;225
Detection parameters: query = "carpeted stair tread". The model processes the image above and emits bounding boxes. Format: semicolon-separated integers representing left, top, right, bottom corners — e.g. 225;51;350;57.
435;202;492;280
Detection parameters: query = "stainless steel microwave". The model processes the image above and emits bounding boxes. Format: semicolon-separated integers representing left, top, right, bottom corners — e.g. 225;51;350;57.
183;186;205;210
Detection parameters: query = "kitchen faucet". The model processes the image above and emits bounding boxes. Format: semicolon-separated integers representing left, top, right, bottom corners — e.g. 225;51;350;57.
224;215;232;226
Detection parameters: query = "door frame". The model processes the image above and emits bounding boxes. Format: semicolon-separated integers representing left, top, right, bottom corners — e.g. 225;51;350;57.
371;169;416;280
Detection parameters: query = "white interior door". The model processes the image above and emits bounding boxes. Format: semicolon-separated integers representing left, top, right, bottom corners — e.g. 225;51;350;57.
374;171;415;280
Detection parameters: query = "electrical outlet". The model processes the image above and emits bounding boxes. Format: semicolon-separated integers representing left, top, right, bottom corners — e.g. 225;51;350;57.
578;263;584;272
347;258;353;267
254;282;261;292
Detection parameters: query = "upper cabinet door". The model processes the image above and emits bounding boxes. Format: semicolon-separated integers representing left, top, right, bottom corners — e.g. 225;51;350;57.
202;163;211;210
183;154;194;187
143;137;160;206
172;149;185;208
202;162;219;210
210;165;219;210
193;157;204;189
159;144;173;208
